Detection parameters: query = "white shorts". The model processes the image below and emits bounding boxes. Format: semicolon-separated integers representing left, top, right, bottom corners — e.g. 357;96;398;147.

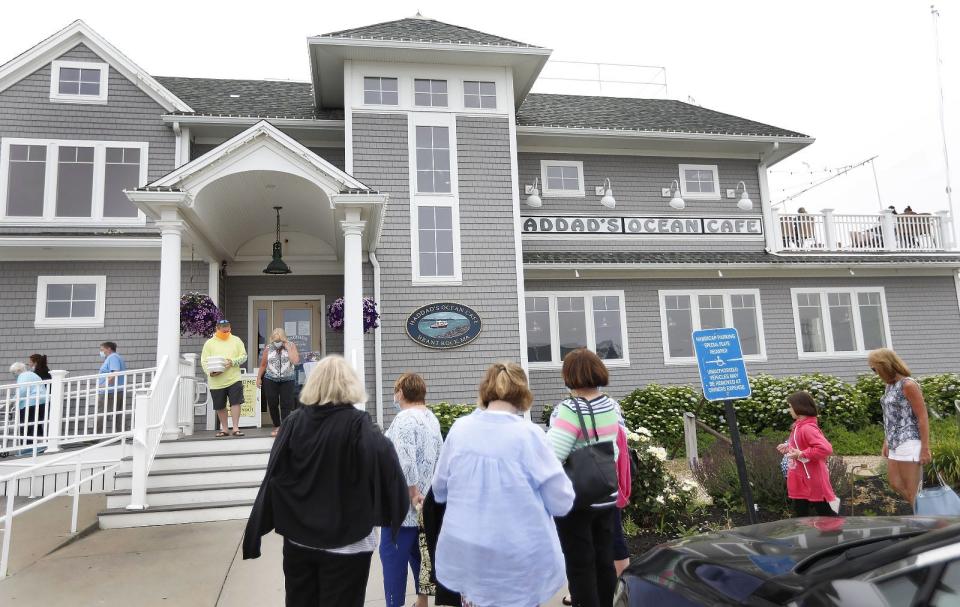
888;439;922;462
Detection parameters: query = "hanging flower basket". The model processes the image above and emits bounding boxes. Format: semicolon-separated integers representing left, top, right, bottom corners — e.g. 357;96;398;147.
180;292;223;337
327;297;379;334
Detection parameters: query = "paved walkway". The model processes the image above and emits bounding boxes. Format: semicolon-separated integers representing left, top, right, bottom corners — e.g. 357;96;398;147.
0;519;569;606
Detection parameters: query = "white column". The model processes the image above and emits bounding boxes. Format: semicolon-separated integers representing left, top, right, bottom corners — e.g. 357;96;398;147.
821;208;837;250
881;208;897;251
936;210;953;250
157;210;184;438
341;210;366;408
207;259;220;306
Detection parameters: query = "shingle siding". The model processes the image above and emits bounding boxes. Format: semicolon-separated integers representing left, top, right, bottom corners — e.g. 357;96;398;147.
525;275;960;417
353;113;522;420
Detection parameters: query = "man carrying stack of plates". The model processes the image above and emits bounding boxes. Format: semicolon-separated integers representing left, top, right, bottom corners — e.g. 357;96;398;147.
201;319;248;437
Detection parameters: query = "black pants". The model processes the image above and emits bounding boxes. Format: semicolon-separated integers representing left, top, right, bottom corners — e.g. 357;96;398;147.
282;540;372;607
793;499;837;517
21;404;46;446
555;506;617;607
263;378;296;427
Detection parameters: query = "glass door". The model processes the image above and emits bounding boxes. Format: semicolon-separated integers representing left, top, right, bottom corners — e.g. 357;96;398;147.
251;298;325;379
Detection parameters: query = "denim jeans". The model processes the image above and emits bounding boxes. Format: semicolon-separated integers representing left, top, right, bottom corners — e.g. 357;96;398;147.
378;526;421;607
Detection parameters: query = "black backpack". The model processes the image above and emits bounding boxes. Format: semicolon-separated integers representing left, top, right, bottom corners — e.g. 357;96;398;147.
562;398;618;509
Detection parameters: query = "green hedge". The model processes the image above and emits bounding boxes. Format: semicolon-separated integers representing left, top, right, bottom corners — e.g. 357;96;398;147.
427;402;475;437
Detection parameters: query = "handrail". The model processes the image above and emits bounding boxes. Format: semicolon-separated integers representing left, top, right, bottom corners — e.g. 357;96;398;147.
0;367;157;392
0;433;128;484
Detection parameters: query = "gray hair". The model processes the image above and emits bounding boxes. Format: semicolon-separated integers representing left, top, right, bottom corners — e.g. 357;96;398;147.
9;362;27;375
299;355;367;407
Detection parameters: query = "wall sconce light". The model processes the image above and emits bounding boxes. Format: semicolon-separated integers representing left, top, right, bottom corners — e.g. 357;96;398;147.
599;178;616;209
735;181;753;211
524;177;542;208
664;179;685;210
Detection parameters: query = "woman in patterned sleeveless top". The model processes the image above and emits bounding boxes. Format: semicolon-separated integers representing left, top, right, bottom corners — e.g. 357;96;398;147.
868;348;931;509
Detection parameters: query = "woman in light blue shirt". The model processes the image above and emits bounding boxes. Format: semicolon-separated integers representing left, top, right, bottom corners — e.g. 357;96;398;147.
10;361;47;454
432;361;574;607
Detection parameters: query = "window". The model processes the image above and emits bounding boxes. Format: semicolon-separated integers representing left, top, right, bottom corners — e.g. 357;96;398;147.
540;160;585;198
464;80;496;109
35;276;106;328
679;164;720;199
415;126;451;193
525;291;629;367
0;138;147;222
363;77;398;105
417;206;454;277
414;79;448;107
659;290;766;362
791;288;891;357
50;60;108;104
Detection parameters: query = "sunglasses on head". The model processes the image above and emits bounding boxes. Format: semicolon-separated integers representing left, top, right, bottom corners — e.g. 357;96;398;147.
870;367;879;374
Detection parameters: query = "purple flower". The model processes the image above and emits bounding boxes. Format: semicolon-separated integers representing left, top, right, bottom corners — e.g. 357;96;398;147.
327;297;379;334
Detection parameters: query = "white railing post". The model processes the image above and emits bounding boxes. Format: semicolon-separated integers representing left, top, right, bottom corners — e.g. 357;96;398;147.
683;412;699;468
45;370;67;454
1;491;14;580
126;388;150;511
936;210;952;250
821;208;837;250
770;208;781;251
181;354;198;436
881;209;897;251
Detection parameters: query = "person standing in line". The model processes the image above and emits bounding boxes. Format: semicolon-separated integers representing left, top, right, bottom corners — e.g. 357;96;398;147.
546;348;621;607
97;342;127;434
10;361;47;454
432;362;574;607
869;348;931;509
29;354;51;381
256;328;300;437
777;391;839;517
380;373;443;607
243;355;409;607
201;319;248;437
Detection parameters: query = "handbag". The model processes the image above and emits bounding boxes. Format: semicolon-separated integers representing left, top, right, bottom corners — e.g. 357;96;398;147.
915;464;960;516
562;398;618;509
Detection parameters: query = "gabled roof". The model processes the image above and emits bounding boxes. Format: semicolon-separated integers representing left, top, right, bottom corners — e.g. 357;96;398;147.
317;15;540;48
517;94;809;139
0;20;192;113
155;76;343;120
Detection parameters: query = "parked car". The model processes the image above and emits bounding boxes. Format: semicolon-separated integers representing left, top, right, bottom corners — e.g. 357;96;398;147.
615;516;960;606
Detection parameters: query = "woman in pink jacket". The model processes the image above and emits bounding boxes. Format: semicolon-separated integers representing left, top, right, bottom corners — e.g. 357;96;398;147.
777;391;839;517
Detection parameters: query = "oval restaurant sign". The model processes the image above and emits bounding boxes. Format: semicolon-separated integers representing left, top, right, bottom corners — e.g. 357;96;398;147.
407;302;482;349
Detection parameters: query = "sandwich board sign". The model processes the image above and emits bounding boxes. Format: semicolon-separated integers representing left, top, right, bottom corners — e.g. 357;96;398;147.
693;327;752;401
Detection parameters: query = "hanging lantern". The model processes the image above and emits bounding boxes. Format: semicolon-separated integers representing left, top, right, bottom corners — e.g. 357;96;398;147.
263;206;291;275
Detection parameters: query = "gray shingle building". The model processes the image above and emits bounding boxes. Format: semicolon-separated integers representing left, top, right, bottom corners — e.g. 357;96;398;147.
2;15;959;428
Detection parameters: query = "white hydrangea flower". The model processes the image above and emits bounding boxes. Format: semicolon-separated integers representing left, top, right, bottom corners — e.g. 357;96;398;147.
655;495;665;505
647;445;667;461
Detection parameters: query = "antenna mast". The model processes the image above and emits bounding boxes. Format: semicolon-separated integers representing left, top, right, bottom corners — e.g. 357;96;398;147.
931;5;956;242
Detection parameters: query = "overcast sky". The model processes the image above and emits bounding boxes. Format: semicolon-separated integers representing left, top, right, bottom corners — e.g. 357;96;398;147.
1;0;956;216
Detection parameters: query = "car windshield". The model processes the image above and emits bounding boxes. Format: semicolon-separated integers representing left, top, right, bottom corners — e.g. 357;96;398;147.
795;535;921;575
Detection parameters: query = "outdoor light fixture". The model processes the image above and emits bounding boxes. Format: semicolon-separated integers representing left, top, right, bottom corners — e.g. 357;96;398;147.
263;206;292;275
735;181;753;211
600;178;616;209
667;179;685;210
525;178;543;208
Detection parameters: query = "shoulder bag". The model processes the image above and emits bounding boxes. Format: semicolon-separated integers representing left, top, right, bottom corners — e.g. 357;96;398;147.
563;398;618;509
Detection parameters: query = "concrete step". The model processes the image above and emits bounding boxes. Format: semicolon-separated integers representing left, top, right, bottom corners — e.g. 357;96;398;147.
157;435;274;455
113;465;266;491
105;482;261;509
121;449;271;471
98;499;253;529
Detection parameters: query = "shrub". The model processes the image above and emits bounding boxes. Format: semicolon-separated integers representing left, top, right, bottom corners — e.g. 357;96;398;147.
932;441;960;488
623;427;700;534
427;402;475;437
854;373;886;424
822;422;885;456
920;374;960;418
619;384;702;454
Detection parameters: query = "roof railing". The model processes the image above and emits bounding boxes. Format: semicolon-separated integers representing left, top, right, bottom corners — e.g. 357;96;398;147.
532;60;668;98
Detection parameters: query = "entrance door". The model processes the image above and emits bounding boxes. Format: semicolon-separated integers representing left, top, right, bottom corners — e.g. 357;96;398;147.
250;297;325;373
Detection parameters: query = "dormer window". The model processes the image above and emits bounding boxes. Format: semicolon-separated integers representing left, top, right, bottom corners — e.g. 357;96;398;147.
50;60;108;104
464;81;496;109
363;77;398;105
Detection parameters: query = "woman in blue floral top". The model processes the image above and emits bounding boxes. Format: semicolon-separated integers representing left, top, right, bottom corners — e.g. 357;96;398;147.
869;348;931;509
380;373;443;607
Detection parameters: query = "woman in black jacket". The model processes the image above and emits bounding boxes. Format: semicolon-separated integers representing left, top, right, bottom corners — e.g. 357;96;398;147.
243;355;409;607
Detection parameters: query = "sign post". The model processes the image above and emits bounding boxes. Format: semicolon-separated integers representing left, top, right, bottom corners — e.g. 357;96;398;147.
692;327;758;525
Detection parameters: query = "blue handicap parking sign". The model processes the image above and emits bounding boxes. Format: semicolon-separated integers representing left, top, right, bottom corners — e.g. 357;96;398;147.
693;328;752;401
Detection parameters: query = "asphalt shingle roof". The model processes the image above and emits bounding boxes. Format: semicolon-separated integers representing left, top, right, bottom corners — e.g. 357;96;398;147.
516;94;809;138
154;77;343;120
523;251;960;265
317;17;540;48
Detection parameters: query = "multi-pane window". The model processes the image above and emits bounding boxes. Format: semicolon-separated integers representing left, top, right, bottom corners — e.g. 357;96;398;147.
104;148;141;217
35;276;105;328
525;292;629;366
417;206;454;277
363;77;398;105
50;61;108;103
792;288;889;356
660;290;765;361
55;146;95;217
540;160;585;197
58;67;102;96
679;164;720;199
464;81;496;109
415;126;451;193
6;144;46;216
414;79;448;107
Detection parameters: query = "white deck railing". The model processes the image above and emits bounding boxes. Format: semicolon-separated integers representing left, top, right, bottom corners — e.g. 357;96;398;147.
773;209;952;252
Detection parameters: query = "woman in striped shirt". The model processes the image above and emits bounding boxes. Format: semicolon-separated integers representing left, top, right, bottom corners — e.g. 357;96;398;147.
546;348;620;607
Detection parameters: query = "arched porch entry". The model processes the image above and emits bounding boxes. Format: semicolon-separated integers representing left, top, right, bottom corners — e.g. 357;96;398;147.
127;121;385;435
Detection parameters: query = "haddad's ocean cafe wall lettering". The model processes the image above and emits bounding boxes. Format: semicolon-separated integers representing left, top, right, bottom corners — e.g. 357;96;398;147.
407;302;483;349
522;215;764;235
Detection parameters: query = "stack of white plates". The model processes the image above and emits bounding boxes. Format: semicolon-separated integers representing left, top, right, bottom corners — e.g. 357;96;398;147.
206;356;227;373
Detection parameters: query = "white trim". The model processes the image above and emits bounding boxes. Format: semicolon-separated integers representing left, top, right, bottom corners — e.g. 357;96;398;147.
678;164;721;200
413;77;449;108
34;275;106;329
789;286;893;359
344;60;354;175
524;290;630;369
0;20;191;112
361;75;400;108
49;60;108;104
162;115;345;129
246;296;327;369
656;288;767;365
505;67;530;393
309;35;554;56
516;125;815;146
0;137;147;224
0;236;159;248
408;112;462;284
540;159;585;198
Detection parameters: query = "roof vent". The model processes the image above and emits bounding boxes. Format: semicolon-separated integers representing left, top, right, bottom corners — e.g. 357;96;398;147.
411;10;433;20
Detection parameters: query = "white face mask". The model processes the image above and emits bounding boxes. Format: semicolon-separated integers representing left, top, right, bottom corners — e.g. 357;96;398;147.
99;351;107;359
273;341;283;349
